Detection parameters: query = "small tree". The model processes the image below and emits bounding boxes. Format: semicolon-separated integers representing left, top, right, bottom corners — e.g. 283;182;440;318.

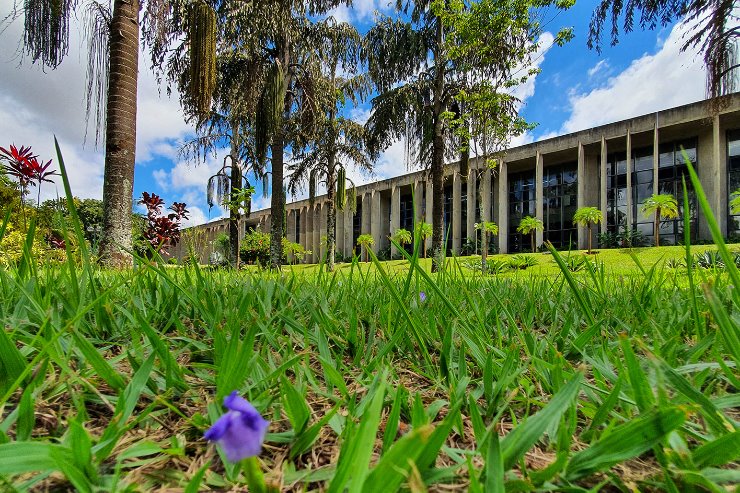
572;207;604;254
415;222;433;258
391;228;412;256
474;221;498;272
730;189;740;215
356;234;375;263
517;216;543;253
641;194;679;247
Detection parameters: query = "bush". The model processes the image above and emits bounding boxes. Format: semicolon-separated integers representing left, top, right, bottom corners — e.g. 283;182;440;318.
509;254;537;270
563;254;591;272
694;250;724;269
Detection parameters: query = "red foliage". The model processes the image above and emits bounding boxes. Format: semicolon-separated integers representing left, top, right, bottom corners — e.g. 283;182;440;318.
0;144;56;190
138;192;189;255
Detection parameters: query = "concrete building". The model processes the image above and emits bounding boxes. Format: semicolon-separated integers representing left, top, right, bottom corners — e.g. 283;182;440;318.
174;95;740;263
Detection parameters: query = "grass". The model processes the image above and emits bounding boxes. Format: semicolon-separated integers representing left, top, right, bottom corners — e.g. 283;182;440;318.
0;148;738;492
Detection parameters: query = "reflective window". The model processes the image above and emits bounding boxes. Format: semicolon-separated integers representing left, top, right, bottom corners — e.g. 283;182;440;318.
728;130;740;238
508;170;536;252
656;139;697;245
543;162;578;249
399;193;415;254
353;200;362;246
295;210;301;243
444;184;453;252
461;180;468;241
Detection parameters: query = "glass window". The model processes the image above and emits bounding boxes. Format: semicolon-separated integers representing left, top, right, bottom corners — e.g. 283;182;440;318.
543;162;578;249
508;170;536;252
728;130;740;238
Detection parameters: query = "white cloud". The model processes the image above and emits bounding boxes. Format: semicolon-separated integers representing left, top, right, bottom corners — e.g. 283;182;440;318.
510;32;555;104
561;21;706;134
587;59;609;78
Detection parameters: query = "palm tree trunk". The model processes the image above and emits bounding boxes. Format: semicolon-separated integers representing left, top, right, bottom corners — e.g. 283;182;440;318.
481;231;488;273
326;165;337;272
99;0;139;268
431;15;446;273
654;207;660;247
269;137;285;270
531;231;535;253
587;224;592;254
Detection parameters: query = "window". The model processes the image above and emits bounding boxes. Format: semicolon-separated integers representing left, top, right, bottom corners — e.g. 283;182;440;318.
352;200;362;247
508;170;536;252
461;180;467;241
728;130;740;238
443;184;453;252
656;139;697;245
543;162;578;249
605;137;697;245
295;210;301;243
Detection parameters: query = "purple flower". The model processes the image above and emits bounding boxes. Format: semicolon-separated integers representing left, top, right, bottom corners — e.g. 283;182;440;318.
204;391;269;462
419;291;427;303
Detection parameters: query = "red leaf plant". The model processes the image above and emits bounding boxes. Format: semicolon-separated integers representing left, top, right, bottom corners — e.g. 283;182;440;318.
138;192;189;256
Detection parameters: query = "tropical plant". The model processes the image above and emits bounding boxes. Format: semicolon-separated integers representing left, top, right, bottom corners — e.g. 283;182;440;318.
363;0;572;272
572;207;603;254
137;192;189;258
474;221;498;272
588;0;738;101
415;222;433;258
0;144;57;230
356;234;374;263
287;22;371;272
641;193;679;247
730;189;740;215
391;228;413;251
517;216;543;253
509;253;538;270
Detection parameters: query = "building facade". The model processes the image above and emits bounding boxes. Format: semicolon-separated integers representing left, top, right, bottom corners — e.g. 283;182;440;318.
175;95;740;263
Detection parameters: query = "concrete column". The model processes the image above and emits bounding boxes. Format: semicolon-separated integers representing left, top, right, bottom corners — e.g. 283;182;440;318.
425;180;433;251
467;169;476;243
390;185;401;257
713;114;728;237
600;136;608;234
342;207;353;257
312;203;321;263
287;209;296;243
497;161;508;253
320;201;329;262
653;120;660;190
371;190;382;254
414;180;424;224
535;151;544;247
361;192;371;237
452;170;462;254
577;141;586;249
482;168;492;222
301;208;309;262
336;204;344;256
626;130;633;230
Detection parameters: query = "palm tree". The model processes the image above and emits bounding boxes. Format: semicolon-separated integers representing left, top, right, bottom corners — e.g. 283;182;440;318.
391;228;412;256
10;0;221;267
356;234;374;263
572;207;604;254
288;20;372;273
363;0;567;272
641;193;679;247
474;221;498;271
517;216;543;253
415;222;433;258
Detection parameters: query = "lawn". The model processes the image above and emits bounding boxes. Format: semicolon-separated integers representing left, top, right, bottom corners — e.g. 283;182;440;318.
0;239;738;492
281;243;738;278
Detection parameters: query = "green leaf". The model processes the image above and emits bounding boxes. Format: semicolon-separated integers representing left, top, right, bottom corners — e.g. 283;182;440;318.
281;377;311;434
361;424;434;493
500;372;582;470
692;431;740;469
564;407;686;480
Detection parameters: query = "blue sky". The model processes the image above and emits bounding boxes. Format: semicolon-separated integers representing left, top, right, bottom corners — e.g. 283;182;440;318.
0;0;708;226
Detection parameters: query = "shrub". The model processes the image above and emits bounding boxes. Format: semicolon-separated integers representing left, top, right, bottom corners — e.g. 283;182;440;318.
694;250;724;269
509;254;537;270
240;229;271;265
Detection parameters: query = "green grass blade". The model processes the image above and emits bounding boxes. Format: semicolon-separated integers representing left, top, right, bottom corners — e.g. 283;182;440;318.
564;407;686;481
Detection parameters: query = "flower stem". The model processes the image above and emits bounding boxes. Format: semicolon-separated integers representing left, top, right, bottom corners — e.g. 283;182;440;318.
241;457;267;493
